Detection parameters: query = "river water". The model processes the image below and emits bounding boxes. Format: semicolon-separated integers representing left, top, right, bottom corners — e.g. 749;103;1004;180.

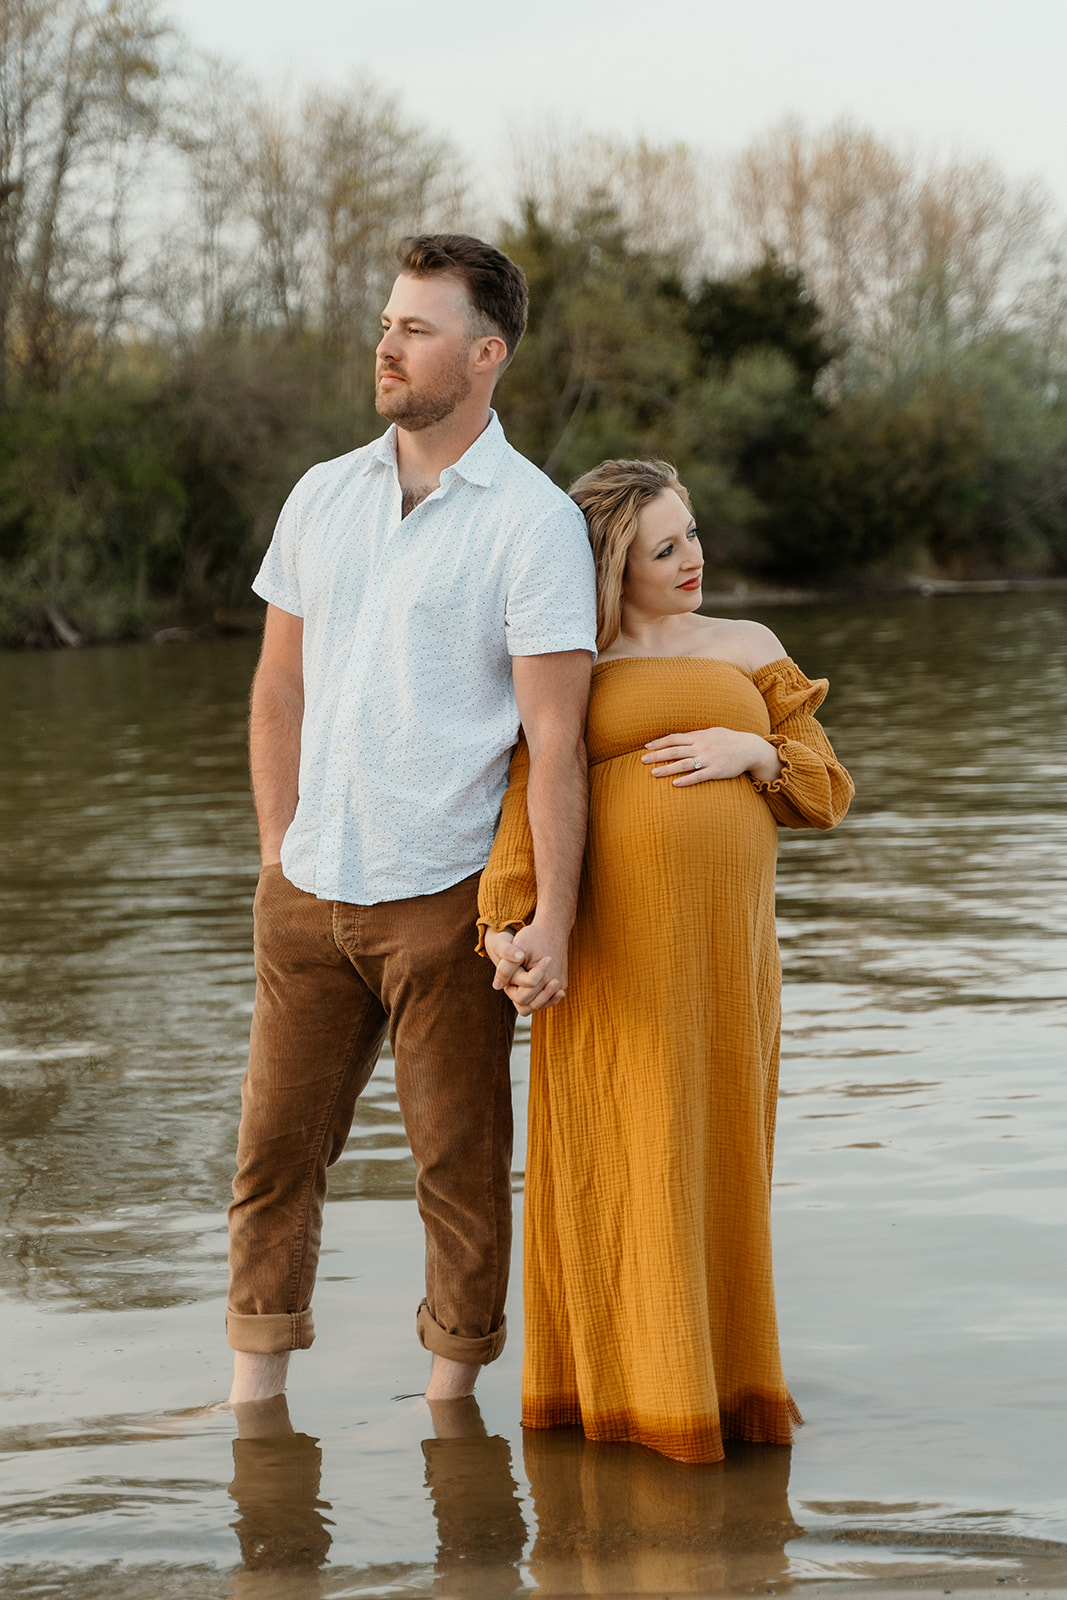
0;591;1064;1598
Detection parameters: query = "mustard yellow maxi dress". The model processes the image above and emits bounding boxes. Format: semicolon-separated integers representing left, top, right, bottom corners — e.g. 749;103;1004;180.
478;656;854;1465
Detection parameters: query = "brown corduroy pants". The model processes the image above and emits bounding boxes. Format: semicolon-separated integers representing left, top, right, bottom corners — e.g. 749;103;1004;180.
227;864;515;1363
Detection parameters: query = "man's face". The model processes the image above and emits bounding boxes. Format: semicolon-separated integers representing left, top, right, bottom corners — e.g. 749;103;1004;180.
375;273;478;430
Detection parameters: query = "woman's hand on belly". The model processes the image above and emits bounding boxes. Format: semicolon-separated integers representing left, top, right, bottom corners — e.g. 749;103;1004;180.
642;727;783;787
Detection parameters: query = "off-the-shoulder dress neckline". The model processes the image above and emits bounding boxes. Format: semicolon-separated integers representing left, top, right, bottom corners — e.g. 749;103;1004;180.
592;654;793;680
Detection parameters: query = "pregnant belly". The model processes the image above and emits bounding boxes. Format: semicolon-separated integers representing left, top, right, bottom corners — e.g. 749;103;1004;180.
584;752;779;914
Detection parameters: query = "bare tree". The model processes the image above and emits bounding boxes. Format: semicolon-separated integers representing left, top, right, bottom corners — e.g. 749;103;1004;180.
508;122;718;280
161;57;257;338
164;73;465;381
0;0;174;403
240;90;311;333
729;118;1053;363
301;78;465;394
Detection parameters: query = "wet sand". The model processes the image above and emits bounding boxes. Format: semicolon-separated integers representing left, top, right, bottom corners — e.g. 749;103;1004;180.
1;592;1065;1596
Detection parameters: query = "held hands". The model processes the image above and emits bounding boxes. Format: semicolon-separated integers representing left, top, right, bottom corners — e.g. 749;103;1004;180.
484;920;568;1017
642;727;782;786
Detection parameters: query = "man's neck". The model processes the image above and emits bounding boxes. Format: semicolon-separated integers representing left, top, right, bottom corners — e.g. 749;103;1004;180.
394;404;493;492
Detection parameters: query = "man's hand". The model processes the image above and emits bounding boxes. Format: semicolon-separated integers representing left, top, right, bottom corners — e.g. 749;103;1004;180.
483;922;567;1017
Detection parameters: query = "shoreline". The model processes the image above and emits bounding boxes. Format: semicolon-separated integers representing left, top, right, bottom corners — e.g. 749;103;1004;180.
7;573;1067;652
703;573;1067;607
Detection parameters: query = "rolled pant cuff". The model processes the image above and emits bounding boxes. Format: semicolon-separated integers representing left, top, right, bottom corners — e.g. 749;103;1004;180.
416;1299;507;1366
226;1306;315;1353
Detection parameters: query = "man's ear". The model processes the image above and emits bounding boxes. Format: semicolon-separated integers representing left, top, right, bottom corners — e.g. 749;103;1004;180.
472;333;508;374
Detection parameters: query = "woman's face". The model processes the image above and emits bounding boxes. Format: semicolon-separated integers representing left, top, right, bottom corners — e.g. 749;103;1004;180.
621;489;703;625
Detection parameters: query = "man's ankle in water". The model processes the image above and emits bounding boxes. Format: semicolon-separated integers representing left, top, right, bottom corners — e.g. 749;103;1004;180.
229;1350;290;1406
424;1355;480;1401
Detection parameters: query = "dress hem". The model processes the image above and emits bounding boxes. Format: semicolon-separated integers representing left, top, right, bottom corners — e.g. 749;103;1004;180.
521;1389;802;1466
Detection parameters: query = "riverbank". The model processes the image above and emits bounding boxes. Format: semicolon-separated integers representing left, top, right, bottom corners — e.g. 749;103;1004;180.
10;571;1067;650
705;573;1067;607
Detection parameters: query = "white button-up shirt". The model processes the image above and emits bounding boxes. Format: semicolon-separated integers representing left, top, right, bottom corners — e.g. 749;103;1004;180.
252;412;597;904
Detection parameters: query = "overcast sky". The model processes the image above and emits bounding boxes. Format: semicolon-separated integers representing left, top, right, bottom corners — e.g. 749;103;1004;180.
164;0;1067;225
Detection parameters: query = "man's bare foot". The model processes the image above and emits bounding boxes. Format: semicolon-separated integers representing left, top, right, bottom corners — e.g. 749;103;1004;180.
229;1350;290;1406
424;1355;480;1401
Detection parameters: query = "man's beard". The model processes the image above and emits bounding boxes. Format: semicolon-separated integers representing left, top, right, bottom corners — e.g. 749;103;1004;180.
374;352;472;431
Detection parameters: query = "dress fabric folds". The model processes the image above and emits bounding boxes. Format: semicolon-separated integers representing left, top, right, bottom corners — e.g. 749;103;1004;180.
478;656;853;1464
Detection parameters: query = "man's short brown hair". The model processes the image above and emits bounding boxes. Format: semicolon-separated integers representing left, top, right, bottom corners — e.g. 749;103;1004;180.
397;234;528;367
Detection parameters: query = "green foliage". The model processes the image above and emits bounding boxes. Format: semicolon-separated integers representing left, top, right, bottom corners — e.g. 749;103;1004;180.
946;338;1067;573
675;350;809;565
159;338;356;603
497;199;690;484
3;30;1067;641
0;380;185;641
676;258;833;572
2;183;1066;645
0;338;359;644
766;384;987;578
763;332;1067;581
685;253;836;391
679;254;1067;582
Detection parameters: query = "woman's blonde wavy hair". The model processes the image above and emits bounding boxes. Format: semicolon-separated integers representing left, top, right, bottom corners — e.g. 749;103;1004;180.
568;459;693;652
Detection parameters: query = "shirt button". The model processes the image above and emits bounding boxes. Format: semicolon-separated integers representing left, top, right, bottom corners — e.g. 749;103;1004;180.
329;807;338;817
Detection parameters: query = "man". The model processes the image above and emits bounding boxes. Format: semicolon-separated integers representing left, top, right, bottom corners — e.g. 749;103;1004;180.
227;234;597;1407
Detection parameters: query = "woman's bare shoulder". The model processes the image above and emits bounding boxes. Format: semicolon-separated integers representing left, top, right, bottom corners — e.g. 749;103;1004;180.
690;616;787;672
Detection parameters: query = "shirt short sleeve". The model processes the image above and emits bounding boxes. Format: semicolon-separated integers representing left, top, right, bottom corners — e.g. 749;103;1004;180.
251;478;305;618
504;499;597;658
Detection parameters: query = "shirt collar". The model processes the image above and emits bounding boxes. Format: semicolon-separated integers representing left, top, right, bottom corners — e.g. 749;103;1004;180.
360;411;507;488
363;427;398;474
444;411;507;487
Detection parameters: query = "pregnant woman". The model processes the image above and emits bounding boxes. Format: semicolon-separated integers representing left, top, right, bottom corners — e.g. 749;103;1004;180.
479;458;853;1465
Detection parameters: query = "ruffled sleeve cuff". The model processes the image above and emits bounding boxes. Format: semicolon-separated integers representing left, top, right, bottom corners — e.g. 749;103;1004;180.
751;657;829;724
748;733;794;794
747;658;854;829
476;738;537;957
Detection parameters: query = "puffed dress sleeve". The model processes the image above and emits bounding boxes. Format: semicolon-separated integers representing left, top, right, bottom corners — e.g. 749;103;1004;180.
476;736;538;955
749;658;854;830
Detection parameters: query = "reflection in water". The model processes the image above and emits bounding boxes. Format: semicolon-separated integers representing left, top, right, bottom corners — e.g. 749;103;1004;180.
225;1395;529;1600
525;1430;802;1595
423;1398;526;1598
224;1399;803;1600
228;1396;332;1598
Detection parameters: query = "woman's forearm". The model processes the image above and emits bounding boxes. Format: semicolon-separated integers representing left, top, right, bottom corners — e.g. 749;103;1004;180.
745;735;784;785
